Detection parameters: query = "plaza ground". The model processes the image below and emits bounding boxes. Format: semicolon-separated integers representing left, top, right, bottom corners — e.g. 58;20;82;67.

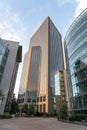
0;117;87;130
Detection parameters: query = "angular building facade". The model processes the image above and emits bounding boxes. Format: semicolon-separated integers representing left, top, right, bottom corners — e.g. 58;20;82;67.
64;9;87;114
0;38;22;114
18;51;30;108
18;17;64;113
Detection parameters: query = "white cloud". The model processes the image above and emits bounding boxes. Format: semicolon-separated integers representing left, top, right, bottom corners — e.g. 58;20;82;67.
55;0;74;6
0;8;29;56
0;9;26;44
75;0;87;18
0;8;29;97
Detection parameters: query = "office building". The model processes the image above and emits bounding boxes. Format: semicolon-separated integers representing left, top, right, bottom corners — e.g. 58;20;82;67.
18;17;64;114
64;9;87;113
18;51;30;109
0;38;9;85
0;38;22;114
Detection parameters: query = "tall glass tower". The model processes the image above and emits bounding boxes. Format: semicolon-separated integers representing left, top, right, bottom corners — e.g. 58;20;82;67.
18;17;64;113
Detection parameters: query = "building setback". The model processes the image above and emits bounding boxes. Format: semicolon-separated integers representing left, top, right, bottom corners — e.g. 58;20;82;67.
0;39;22;114
18;17;65;114
18;51;30;107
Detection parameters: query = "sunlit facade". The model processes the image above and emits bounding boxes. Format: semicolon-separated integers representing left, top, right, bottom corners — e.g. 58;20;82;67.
64;9;87;113
18;17;64;113
18;52;29;93
18;51;29;108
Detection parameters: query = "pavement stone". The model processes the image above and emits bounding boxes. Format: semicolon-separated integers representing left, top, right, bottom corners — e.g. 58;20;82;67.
0;117;87;130
0;129;13;130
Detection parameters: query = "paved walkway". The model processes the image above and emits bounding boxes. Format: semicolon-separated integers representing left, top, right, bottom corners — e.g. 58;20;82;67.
0;117;87;130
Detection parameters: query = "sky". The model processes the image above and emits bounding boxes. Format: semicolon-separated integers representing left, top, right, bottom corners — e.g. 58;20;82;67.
0;0;87;98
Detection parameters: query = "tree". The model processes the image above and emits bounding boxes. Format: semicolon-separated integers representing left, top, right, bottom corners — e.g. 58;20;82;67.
59;101;68;120
10;97;19;114
21;104;28;114
28;104;35;116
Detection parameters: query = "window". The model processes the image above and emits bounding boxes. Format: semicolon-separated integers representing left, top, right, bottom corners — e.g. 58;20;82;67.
43;96;46;101
32;98;37;103
27;98;31;103
40;97;42;102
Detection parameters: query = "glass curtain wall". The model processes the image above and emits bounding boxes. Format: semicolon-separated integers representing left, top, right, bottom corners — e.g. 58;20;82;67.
65;9;87;113
0;39;9;84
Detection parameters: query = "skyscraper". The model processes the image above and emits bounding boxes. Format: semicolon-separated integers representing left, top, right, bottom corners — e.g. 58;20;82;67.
18;17;64;113
64;9;87;114
0;38;22;114
18;51;30;108
0;38;9;85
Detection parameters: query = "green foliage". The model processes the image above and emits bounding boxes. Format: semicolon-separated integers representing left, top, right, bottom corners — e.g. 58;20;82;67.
0;113;11;119
21;104;28;114
21;104;35;116
10;99;19;114
41;112;49;117
58;101;68;120
49;110;57;117
35;111;41;116
69;114;87;121
28;104;35;116
35;112;49;117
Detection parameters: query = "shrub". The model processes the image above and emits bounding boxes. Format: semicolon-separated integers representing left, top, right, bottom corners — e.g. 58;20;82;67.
0;114;3;119
41;112;49;117
28;104;35;116
0;113;11;119
21;113;27;117
35;111;41;117
69;114;87;121
35;112;49;117
21;104;28;114
58;101;68;120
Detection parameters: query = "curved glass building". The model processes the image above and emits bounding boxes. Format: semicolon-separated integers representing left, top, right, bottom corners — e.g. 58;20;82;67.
64;9;87;113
